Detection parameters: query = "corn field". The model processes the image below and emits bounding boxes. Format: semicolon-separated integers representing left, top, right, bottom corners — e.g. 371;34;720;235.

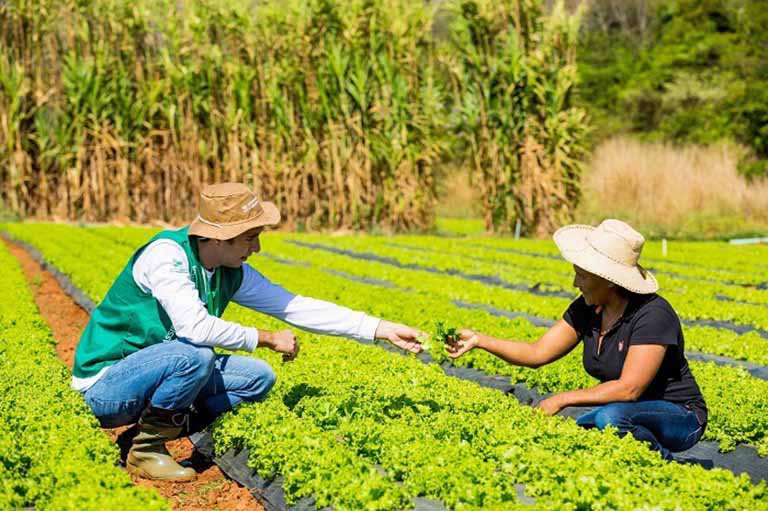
0;0;587;234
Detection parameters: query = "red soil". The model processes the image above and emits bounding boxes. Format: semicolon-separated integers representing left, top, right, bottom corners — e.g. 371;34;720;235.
4;238;263;511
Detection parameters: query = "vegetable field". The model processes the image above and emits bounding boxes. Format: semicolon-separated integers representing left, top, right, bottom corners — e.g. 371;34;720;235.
2;222;768;510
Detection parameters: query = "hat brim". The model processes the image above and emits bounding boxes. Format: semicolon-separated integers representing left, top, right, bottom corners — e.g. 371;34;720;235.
553;224;659;294
188;201;281;240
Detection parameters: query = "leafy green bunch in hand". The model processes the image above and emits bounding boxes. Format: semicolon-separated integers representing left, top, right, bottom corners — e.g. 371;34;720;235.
434;320;460;347
418;321;459;352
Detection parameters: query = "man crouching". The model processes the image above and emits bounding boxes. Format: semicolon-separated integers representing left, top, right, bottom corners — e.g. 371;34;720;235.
72;182;423;481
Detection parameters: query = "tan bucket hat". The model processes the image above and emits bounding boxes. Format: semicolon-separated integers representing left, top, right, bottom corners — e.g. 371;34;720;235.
553;219;658;294
188;182;281;240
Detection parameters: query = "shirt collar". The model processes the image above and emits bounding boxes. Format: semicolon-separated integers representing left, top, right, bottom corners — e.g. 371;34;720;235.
617;292;656;324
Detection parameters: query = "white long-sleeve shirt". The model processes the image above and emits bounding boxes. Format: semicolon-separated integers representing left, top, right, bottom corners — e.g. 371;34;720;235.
71;239;381;391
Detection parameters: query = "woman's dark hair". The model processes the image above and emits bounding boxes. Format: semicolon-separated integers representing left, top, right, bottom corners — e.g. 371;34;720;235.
617;286;642;300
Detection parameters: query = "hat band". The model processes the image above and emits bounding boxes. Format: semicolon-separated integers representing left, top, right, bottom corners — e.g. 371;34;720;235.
195;216;225;229
194;213;266;228
587;237;638;267
585;238;650;282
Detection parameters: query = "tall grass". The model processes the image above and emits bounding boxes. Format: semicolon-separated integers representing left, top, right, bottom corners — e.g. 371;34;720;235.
578;137;768;238
442;0;589;236
0;0;586;233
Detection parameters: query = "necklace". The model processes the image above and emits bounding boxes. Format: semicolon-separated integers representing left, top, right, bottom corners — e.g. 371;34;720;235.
596;306;623;357
600;315;620;336
599;303;627;336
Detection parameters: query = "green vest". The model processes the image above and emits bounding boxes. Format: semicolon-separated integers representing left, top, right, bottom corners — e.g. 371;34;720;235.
73;226;243;379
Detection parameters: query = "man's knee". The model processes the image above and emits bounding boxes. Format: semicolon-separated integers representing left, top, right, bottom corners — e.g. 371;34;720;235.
593;404;632;431
242;360;276;402
173;341;216;380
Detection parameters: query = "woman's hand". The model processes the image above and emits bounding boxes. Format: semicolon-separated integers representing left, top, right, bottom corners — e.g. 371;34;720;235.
445;329;482;359
537;394;565;416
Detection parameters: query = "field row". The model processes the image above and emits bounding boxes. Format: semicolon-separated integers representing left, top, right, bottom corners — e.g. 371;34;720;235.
283;233;768;329
465;233;768;279
0;240;167;510
269;234;768;364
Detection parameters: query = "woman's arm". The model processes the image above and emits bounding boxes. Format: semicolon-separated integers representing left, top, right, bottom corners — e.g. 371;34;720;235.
537;344;667;415
446;319;580;368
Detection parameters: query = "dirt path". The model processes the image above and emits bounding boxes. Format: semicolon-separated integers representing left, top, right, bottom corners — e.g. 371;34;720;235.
4;238;263;511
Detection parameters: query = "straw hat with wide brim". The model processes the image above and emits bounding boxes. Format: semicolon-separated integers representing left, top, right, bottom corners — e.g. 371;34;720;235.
553;219;658;294
188;182;281;240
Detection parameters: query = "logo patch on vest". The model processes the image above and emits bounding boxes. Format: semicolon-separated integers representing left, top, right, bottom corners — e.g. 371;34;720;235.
618;340;625;352
163;327;177;342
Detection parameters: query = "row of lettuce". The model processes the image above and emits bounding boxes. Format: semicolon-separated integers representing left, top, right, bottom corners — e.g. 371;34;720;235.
3;225;767;509
0;241;168;509
433;218;768;274
274;236;768;358
413;220;767;290
53;224;768;334
284;233;768;328
471;234;768;280
411;235;768;305
4;223;767;457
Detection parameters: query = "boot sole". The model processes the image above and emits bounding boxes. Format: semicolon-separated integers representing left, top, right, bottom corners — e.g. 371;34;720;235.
126;461;196;482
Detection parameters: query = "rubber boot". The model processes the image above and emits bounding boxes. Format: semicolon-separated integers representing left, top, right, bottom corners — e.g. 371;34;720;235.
126;406;196;481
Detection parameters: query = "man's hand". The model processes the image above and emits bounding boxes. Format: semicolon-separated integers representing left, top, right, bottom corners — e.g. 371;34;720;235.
261;329;300;362
375;320;426;354
445;329;481;359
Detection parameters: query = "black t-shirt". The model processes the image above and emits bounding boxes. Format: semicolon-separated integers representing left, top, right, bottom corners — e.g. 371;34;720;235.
563;293;708;426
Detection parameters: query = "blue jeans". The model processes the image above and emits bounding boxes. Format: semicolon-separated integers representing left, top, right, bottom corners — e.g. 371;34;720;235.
83;339;276;428
575;400;704;460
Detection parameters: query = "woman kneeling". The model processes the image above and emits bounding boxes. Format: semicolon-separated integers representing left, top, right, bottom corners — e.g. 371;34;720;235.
448;220;707;460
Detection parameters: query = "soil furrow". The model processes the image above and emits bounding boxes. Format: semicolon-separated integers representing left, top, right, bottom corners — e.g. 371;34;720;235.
3;238;263;511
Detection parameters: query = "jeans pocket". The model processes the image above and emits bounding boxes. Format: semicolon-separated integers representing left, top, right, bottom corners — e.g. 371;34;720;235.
85;394;143;428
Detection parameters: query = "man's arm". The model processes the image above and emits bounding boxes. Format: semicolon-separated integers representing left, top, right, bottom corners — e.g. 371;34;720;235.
232;264;424;352
134;241;289;354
